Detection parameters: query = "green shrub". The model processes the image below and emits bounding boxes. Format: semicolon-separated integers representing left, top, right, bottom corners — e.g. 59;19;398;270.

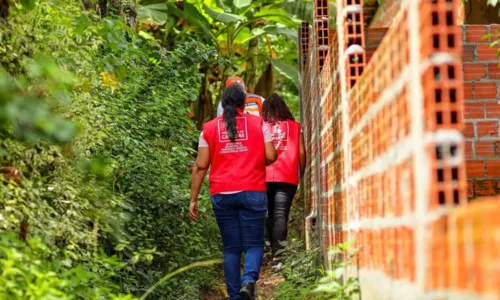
313;242;360;300
274;241;360;300
273;239;324;300
1;0;222;298
0;232;134;299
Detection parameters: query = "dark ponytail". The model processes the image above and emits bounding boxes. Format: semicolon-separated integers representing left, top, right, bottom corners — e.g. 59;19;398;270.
222;84;246;142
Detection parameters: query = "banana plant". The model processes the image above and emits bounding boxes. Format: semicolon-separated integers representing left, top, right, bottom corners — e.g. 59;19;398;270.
137;0;302;124
165;0;300;78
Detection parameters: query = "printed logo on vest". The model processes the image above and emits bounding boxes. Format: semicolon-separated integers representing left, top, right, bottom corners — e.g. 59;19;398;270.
217;118;249;154
271;122;289;151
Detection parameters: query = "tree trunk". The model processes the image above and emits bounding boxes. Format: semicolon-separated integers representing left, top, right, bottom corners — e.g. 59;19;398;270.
106;0;124;18
126;0;136;29
98;0;108;17
244;37;259;94
19;218;28;242
254;62;275;99
99;0;136;28
197;66;214;127
80;0;95;11
0;0;9;20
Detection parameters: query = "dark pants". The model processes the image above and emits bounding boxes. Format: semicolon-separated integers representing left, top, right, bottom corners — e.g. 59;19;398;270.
265;182;298;258
212;191;267;300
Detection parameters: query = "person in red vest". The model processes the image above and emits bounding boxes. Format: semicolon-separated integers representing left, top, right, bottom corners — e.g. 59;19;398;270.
189;84;277;300
217;76;265;117
261;94;307;271
217;76;273;249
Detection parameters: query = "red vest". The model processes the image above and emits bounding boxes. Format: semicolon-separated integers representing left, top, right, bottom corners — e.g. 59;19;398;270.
203;113;266;195
265;120;301;185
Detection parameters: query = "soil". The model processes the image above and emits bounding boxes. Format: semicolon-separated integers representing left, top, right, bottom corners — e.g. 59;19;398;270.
203;251;285;300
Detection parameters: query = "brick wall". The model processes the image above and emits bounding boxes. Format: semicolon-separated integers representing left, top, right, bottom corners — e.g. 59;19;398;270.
370;0;464;28
365;28;388;63
462;25;500;198
299;0;500;298
364;24;500;199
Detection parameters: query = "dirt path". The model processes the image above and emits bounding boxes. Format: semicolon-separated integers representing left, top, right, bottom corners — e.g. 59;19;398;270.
255;255;285;300
203;252;285;300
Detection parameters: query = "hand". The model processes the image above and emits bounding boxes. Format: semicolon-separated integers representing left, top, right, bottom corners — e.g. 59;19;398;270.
189;201;198;221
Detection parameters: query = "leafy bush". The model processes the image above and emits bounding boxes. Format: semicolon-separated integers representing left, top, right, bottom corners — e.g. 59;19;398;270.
273;240;360;300
313;242;360;300
0;233;133;299
273;239;324;300
1;0;222;298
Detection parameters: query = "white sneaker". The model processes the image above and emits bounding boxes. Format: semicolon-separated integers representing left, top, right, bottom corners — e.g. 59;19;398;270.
271;260;283;272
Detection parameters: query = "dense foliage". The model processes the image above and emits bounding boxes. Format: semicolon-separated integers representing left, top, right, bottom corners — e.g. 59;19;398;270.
137;0;302;123
0;0;221;298
273;239;324;300
273;241;360;300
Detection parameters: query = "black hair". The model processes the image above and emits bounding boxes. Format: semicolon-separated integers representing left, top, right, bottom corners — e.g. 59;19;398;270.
222;84;246;142
262;93;295;123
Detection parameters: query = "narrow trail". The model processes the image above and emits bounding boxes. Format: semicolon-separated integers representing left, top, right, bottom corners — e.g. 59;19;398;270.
203;252;285;300
255;253;285;300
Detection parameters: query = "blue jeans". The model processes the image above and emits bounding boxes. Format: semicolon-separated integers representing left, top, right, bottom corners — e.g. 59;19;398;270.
212;191;267;300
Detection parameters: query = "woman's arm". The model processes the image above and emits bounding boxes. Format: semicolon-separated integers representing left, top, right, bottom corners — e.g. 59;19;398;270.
263;123;277;166
189;147;210;221
299;133;307;178
265;141;277;166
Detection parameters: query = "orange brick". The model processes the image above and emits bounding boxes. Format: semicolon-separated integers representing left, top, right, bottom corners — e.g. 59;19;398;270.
463;64;486;81
366;47;377;63
464;102;484;119
486;161;500;177
485;102;500;119
467;180;474;198
475;141;497;158
474;180;496;196
467;160;485;178
300;2;498;283
488;63;500;79
491;24;500;42
366;28;388;47
463;82;473;99
462;44;475;62
464;122;475;138
477;121;499;138
477;44;499;61
465;25;489;43
474;82;497;99
369;19;381;28
465;141;473;159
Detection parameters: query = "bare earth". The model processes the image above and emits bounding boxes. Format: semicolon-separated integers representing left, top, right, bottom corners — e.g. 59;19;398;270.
203;252;285;300
255;260;285;300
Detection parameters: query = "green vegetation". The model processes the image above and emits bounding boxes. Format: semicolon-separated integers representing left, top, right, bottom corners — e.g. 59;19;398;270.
487;0;500;55
1;0;221;298
273;239;324;299
138;0;303;123
0;0;342;298
273;240;360;300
